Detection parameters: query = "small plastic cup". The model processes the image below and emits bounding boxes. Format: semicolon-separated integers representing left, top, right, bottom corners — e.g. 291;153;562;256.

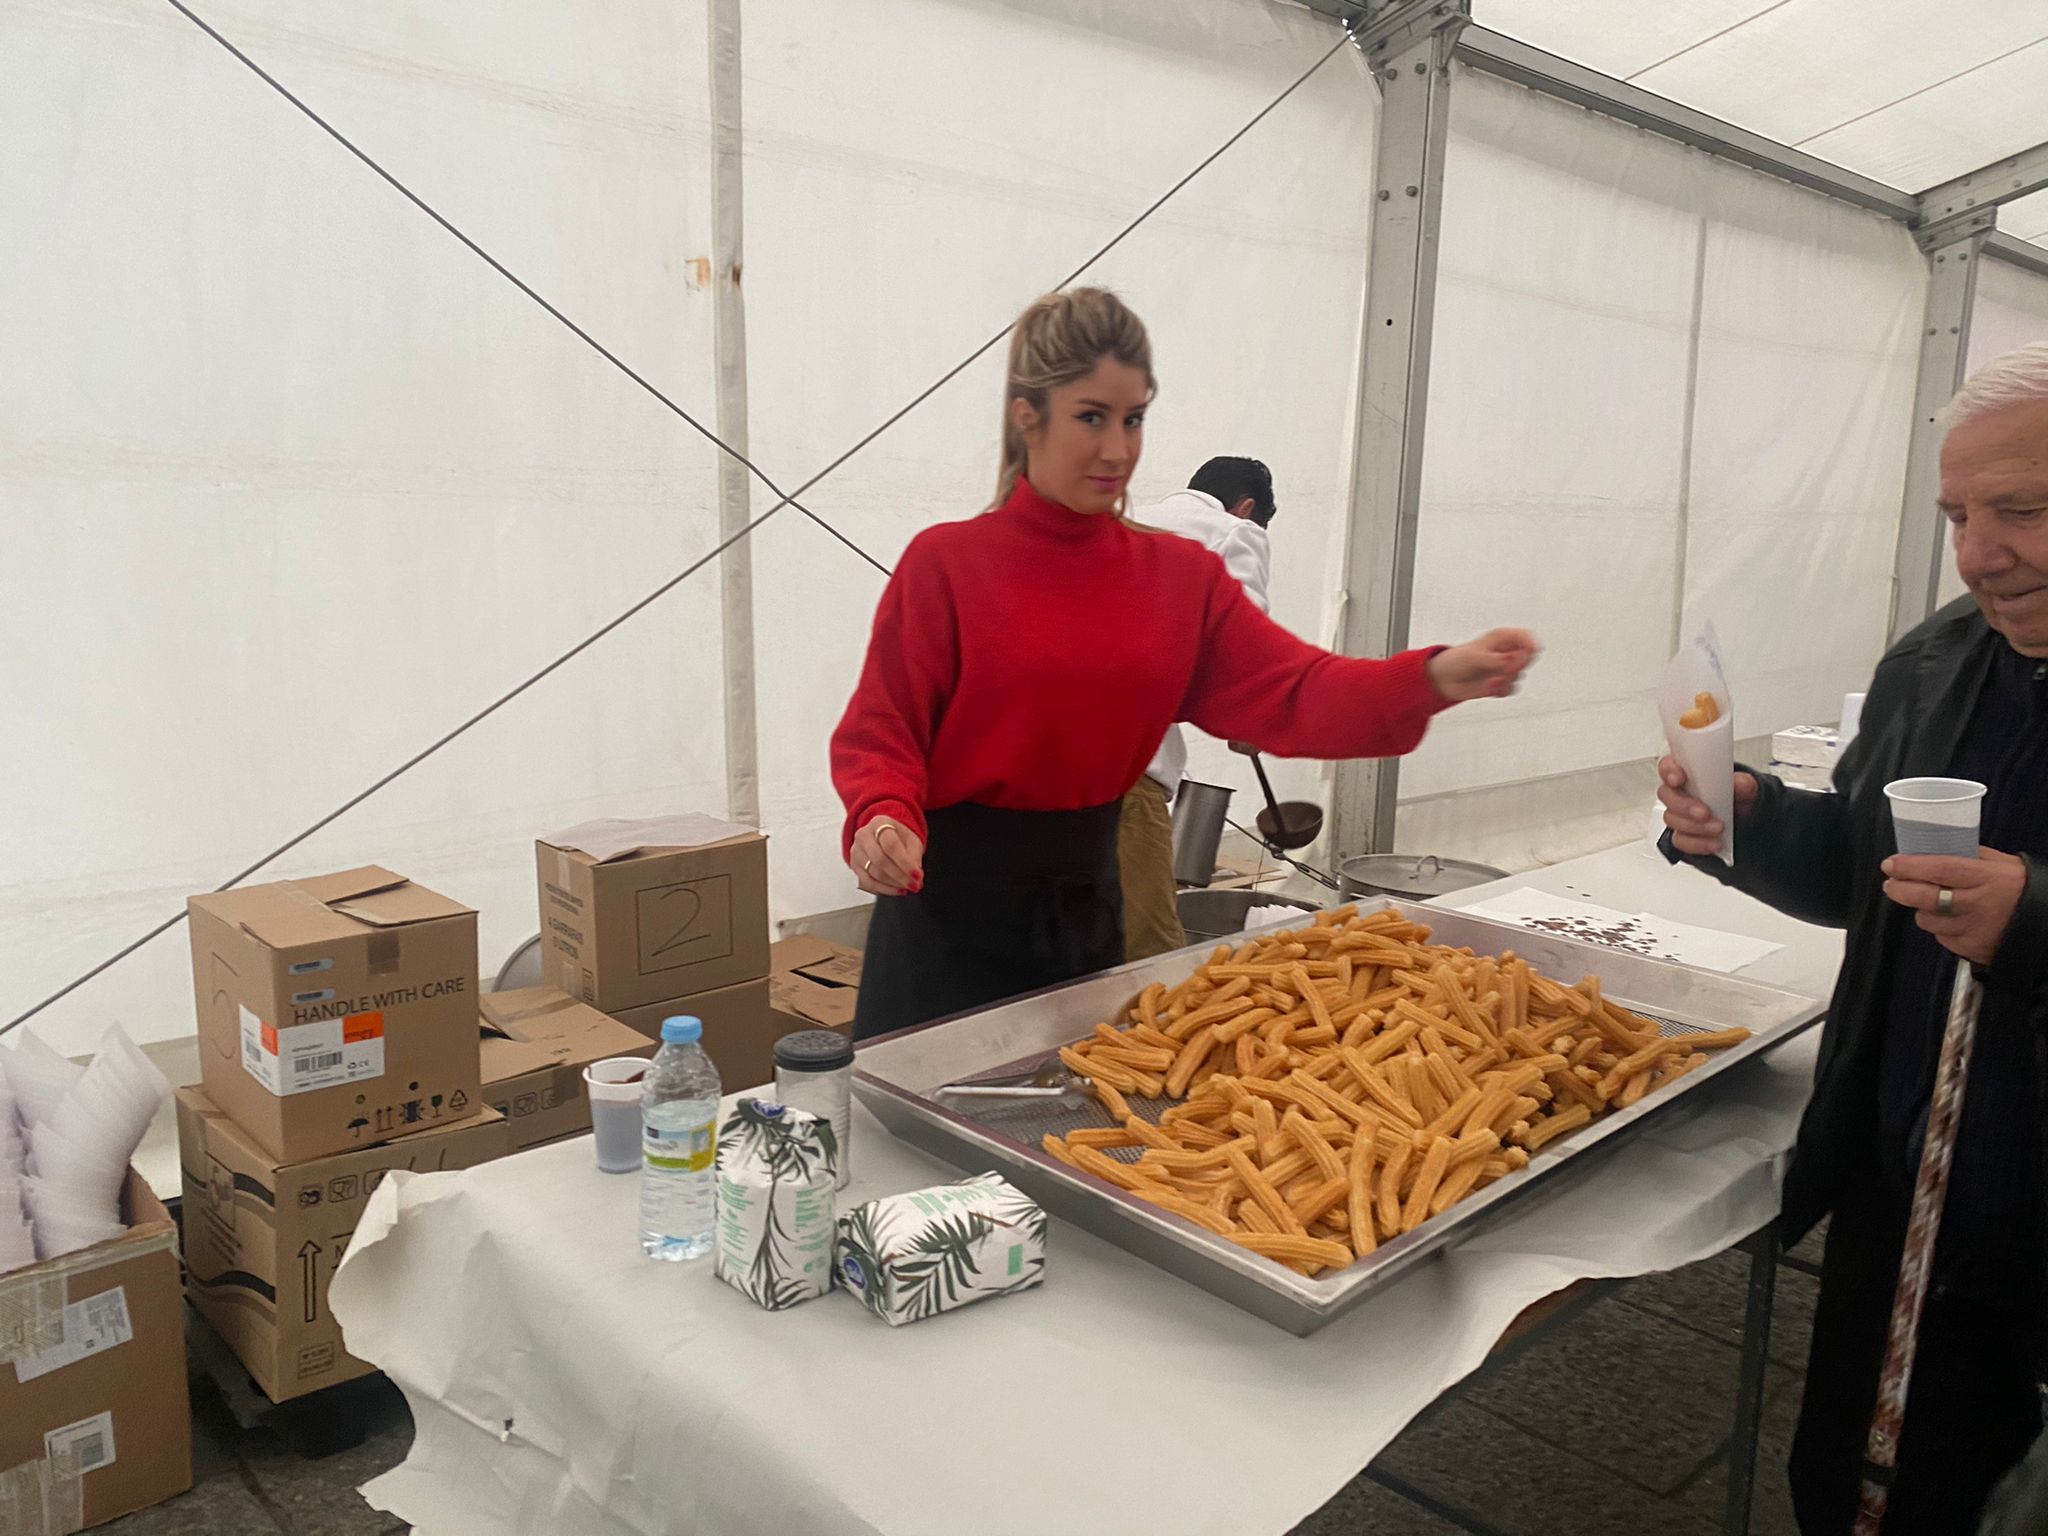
584;1057;651;1173
1883;778;1986;858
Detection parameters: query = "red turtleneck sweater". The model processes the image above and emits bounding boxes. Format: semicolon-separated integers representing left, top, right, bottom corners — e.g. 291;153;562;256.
831;479;1450;854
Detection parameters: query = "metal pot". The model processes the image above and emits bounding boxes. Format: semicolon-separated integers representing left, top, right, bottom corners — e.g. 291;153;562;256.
1176;888;1319;942
1336;853;1506;903
1170;781;1234;888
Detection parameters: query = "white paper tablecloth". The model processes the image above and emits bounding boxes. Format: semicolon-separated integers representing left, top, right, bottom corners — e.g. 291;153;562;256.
332;847;1844;1536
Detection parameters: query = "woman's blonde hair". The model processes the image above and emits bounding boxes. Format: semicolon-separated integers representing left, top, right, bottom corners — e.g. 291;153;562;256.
995;288;1155;510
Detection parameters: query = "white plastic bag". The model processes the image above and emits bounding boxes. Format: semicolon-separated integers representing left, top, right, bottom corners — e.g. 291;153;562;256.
0;1067;25;1176
16;1025;170;1261
2;1030;86;1131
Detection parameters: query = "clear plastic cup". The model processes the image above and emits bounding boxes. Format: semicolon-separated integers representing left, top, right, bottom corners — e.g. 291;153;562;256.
1883;778;1986;858
584;1057;652;1174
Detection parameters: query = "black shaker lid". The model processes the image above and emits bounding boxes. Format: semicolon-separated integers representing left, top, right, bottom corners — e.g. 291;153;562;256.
774;1030;855;1073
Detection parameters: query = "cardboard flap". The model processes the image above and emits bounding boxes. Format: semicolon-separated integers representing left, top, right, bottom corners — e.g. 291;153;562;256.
228;866;470;947
478;987;580;1043
297;866;411;905
772;936;865;987
543;814;758;864
771;935;841;975
329;881;474;929
478;988;651;1087
233;887;363;949
478;1035;560;1079
799;949;863;987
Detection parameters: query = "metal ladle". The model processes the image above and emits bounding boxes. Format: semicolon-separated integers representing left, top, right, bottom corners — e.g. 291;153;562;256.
1236;745;1324;852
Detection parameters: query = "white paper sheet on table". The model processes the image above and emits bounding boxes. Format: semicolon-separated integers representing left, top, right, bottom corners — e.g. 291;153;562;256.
1460;887;1783;973
331;1037;1819;1536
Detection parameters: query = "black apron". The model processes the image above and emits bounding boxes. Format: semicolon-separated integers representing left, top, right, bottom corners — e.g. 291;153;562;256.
852;802;1124;1042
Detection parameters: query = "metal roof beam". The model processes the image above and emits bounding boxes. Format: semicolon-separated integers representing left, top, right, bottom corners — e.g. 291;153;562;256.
1986;230;2048;283
1453;26;1918;222
1914;139;2048;251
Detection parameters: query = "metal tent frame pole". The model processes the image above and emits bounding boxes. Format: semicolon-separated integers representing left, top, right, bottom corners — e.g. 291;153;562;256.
1328;0;1467;862
1888;229;1986;642
709;0;762;829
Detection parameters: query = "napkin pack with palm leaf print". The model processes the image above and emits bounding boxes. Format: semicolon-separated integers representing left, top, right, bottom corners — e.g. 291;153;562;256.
834;1174;1046;1325
714;1099;839;1310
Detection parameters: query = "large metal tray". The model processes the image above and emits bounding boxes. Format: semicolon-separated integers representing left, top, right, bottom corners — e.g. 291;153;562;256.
851;899;1824;1335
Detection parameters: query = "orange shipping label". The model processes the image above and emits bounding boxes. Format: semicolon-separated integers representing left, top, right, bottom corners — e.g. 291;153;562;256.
240;1005;387;1096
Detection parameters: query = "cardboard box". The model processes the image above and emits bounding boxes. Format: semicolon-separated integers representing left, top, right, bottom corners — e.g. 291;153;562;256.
536;818;770;1012
0;1172;192;1531
480;986;655;1152
768;935;863;1033
177;1087;509;1403
187;865;483;1164
611;976;803;1091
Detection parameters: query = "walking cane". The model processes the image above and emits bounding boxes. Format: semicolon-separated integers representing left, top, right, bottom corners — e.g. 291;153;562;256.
1853;961;1985;1534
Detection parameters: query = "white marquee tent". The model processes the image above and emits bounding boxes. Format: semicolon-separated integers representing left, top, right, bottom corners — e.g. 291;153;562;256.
7;0;2048;1060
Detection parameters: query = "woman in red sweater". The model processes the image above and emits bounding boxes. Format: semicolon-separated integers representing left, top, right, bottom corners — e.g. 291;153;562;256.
833;289;1537;1040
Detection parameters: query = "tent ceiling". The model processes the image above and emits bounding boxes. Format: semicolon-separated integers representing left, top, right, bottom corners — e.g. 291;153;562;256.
1473;0;2048;248
2008;187;2048;245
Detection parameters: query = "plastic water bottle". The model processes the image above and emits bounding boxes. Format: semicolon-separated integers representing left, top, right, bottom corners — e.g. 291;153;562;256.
639;1016;721;1261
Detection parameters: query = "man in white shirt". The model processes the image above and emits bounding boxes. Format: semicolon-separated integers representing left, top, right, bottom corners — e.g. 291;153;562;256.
1118;457;1277;960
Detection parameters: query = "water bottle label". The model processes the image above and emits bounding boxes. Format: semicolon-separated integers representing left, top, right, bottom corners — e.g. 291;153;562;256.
645;1119;715;1173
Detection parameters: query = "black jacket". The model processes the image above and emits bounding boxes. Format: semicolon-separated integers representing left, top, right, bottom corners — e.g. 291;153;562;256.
1662;597;2048;1241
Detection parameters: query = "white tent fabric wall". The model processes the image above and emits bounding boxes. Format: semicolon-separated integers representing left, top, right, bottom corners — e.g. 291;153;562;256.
1395;72;1921;872
6;0;2004;1058
739;0;1378;921
1681;147;1923;727
3;0;728;1054
3;0;1375;1049
1938;254;2048;607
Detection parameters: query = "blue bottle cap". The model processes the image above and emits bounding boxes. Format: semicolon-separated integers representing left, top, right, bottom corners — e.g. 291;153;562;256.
660;1016;703;1044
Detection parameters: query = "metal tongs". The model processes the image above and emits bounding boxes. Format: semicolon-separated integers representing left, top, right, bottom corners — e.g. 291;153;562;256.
932;1057;1089;1106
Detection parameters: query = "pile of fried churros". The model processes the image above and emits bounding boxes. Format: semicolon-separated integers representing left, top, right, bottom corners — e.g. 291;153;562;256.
1041;907;1750;1277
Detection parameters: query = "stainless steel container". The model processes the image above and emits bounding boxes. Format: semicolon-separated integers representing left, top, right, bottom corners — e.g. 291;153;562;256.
852;899;1824;1334
1175;888;1316;942
1169;781;1233;888
1337;853;1506;903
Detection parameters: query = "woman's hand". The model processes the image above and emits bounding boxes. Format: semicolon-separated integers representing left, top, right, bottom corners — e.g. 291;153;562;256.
1657;756;1758;856
850;816;925;897
1882;849;2028;968
1427;629;1541;702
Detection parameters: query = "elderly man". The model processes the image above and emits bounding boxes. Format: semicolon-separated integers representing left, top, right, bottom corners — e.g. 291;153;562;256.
1660;342;2048;1533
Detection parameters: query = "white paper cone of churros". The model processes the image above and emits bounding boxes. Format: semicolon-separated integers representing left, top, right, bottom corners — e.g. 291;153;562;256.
1658;627;1736;866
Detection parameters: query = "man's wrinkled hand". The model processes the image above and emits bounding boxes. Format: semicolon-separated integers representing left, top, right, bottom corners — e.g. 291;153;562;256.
1882;848;2028;968
1657;756;1758;858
